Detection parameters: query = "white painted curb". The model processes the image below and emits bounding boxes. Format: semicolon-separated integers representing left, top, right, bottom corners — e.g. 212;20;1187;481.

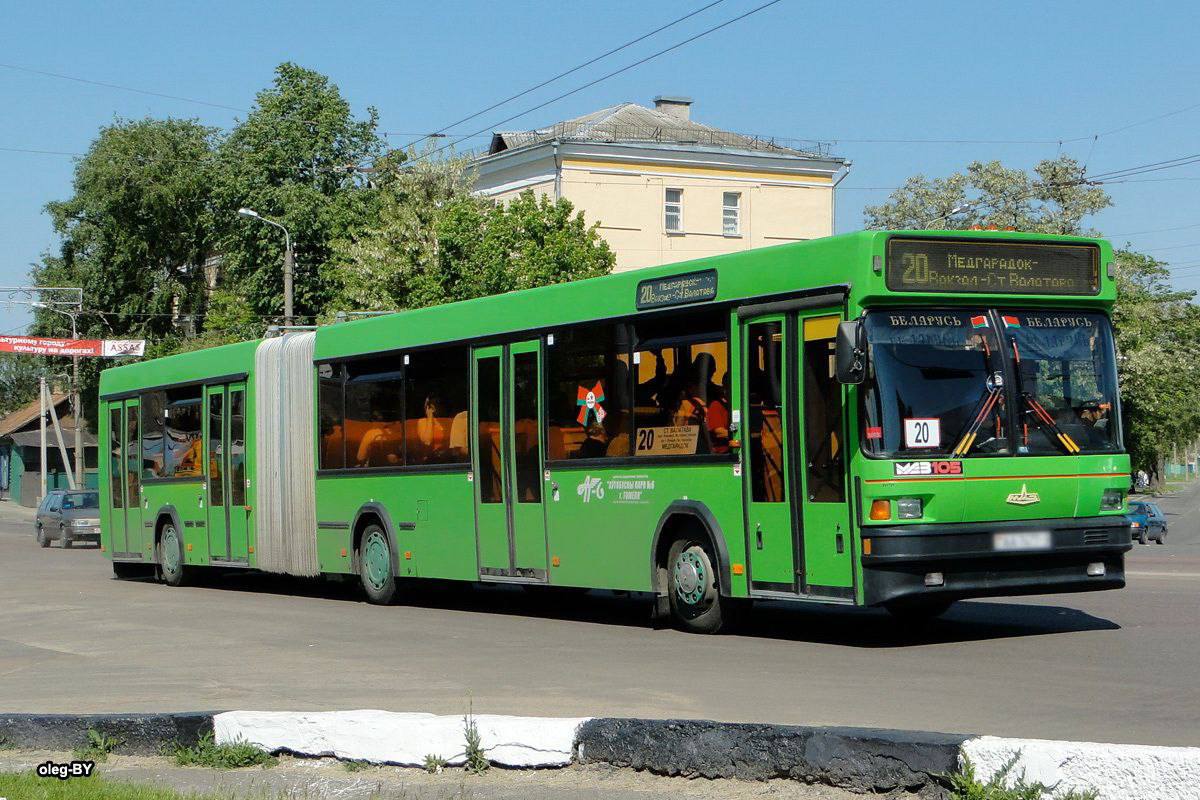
963;735;1200;800
214;710;590;768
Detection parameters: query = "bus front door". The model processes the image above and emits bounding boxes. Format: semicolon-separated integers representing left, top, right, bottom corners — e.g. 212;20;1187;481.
795;312;854;597
742;316;797;590
108;401;143;558
741;311;855;597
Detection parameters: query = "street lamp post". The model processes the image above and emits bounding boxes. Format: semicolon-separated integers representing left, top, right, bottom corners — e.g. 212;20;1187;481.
238;208;295;326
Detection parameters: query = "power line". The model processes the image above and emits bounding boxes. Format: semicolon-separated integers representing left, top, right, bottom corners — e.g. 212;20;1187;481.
1109;222;1200;238
395;0;785;169
0;62;245;113
392;0;729;151
1143;241;1200;253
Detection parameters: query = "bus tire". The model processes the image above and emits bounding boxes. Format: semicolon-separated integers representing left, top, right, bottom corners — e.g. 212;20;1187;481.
158;523;189;587
666;537;727;634
885;599;954;622
358;524;398;605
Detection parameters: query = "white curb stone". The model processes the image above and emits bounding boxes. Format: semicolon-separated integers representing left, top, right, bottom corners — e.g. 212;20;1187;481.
213;710;590;768
962;735;1200;800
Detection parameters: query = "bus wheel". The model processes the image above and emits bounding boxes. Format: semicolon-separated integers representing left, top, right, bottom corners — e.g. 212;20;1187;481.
158;523;189;587
667;538;726;634
885;599;954;622
358;525;398;605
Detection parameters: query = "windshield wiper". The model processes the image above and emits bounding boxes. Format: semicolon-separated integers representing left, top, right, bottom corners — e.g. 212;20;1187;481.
1022;392;1081;454
951;387;1002;457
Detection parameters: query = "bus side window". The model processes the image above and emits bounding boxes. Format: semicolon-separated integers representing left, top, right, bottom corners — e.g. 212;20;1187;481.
546;323;634;460
344;356;404;468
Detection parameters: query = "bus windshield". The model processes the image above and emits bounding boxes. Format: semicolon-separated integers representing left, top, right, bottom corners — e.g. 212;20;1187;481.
861;309;1119;457
861;310;1008;457
1002;311;1120;455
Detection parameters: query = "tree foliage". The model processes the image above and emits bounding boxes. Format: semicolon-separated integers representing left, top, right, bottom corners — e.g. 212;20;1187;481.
17;63;616;429
39;117;220;341
864;155;1111;234
1110;250;1200;480
333;161;614;311
214;62;384;321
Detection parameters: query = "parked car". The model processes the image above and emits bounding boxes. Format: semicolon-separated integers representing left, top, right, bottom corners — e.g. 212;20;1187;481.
1128;500;1167;545
34;489;101;548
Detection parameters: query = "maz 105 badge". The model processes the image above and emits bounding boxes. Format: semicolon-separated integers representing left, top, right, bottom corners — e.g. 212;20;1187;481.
894;460;963;477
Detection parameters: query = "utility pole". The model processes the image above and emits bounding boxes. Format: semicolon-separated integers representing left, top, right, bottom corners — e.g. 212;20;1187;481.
39;377;47;501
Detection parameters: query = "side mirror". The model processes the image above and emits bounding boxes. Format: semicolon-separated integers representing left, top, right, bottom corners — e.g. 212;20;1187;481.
835;320;867;385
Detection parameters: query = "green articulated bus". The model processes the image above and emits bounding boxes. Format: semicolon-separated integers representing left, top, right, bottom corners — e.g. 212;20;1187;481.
99;229;1132;633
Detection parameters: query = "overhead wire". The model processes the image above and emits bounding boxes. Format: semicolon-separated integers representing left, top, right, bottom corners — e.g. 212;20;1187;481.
390;0;729;150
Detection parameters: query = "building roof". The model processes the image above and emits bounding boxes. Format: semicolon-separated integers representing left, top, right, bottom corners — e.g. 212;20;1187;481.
7;429;97;449
486;102;834;160
0;393;69;438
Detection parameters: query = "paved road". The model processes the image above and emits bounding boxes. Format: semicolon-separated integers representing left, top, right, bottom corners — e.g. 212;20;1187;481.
1;485;1197;748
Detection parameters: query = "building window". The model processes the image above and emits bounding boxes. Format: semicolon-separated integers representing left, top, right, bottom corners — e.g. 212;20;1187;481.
664;188;683;233
722;192;741;236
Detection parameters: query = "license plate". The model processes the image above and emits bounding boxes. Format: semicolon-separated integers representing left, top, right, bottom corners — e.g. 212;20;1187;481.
993;531;1052;551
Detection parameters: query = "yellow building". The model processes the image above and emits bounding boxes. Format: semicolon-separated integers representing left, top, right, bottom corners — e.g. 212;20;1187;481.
473;96;850;272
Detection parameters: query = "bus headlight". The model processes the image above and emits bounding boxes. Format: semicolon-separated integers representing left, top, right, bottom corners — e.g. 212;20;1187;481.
897;498;923;520
1100;489;1123;511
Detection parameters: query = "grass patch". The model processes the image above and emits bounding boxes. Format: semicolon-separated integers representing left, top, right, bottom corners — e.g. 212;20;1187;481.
341;758;371;772
0;771;226;799
167;732;276;769
74;729;124;763
947;756;1098;800
462;708;488;775
423;753;448;774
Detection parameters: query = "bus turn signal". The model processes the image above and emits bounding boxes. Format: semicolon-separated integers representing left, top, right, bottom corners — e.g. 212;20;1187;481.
869;500;891;520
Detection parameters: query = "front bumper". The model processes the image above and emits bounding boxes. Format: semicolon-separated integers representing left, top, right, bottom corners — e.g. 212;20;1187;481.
62;526;102;541
861;515;1132;607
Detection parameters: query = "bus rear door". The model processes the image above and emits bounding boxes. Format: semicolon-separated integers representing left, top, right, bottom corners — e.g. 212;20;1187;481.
471;342;548;580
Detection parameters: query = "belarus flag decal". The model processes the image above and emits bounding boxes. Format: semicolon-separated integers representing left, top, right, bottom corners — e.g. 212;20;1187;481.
1002;315;1021;328
970;315;988;328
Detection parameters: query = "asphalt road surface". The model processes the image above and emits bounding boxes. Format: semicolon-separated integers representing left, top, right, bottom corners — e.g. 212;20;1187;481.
1;484;1197;748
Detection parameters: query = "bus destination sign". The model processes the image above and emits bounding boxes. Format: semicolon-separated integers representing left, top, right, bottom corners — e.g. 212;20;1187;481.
886;238;1100;296
636;269;718;310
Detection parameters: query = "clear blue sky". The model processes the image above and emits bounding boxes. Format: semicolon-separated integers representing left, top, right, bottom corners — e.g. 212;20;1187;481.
2;0;1197;335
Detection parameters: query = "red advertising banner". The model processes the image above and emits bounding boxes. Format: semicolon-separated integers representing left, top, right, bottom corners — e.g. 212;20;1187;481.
0;336;145;357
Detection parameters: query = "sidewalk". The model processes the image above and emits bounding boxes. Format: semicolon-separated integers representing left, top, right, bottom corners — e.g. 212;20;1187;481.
0;499;36;521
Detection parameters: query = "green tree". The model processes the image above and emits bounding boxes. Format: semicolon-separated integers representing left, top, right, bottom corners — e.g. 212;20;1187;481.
214;62;384;322
0;355;43;417
1110;249;1200;484
333;161;615;311
39;117;220;341
864;155;1111;233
